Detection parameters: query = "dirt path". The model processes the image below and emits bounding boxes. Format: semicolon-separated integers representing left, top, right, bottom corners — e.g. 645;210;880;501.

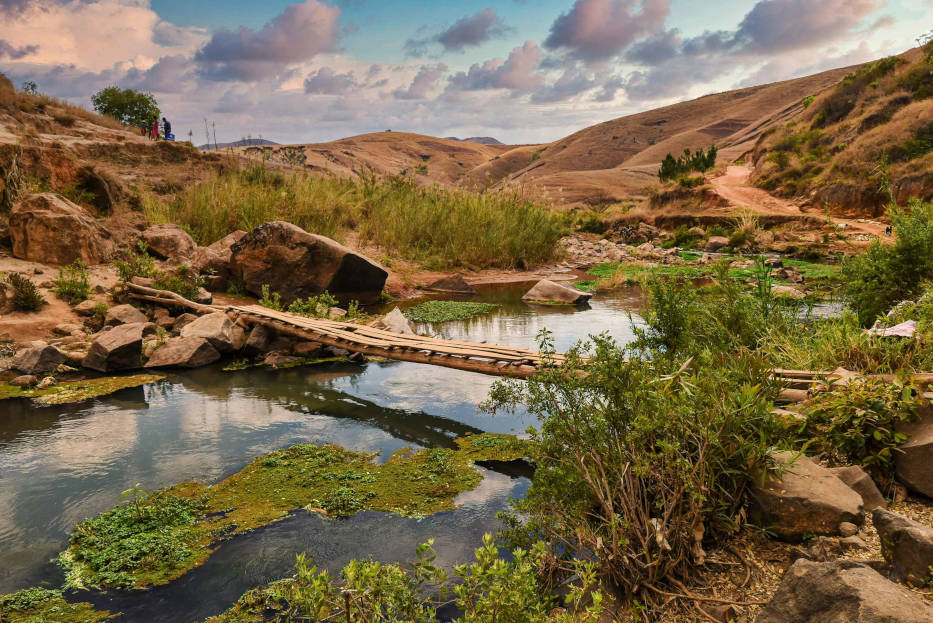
709;165;888;241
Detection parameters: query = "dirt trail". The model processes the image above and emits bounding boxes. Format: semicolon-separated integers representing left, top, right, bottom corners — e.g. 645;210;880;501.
710;165;887;239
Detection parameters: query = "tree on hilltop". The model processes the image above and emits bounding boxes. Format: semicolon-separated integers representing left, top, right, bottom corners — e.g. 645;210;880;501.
91;86;159;128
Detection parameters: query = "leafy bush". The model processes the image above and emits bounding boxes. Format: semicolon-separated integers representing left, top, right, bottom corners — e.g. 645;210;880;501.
211;537;602;623
799;378;922;482
483;330;783;605
259;284;282;311
288;291;339;318
841;199;933;326
4;272;45;311
815;56;903;127
153;265;204;301
114;242;156;282
52;260;91;304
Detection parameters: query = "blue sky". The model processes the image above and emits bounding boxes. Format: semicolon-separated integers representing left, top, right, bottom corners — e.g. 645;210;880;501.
0;1;930;144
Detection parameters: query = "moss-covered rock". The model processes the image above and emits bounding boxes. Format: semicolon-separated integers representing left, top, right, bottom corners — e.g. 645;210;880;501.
0;374;164;405
0;587;112;622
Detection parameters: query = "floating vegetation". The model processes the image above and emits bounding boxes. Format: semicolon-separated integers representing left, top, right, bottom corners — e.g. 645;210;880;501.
60;434;533;590
222;357;345;372
0;374;164;406
403;300;500;323
0;587;113;622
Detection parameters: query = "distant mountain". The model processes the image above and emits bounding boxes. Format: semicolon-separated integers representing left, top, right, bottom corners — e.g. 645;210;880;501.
444;136;503;145
198;138;279;150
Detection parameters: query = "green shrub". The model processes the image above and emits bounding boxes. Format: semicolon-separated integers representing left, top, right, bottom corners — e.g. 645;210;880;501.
259;284;282;311
4;272;45;311
842;199;933;326
153;265;204;301
52;260;91;304
658;145;717;181
483;332;783;605
799;378;922;482
287;291;339;318
114;242;156;282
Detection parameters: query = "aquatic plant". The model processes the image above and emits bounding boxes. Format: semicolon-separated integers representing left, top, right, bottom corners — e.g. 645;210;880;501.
60;434;533;590
403;301;500;323
0;587;111;623
208;536;602;623
0;374;163;406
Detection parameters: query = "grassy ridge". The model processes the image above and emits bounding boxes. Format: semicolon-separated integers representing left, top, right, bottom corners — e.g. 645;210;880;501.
144;166;565;270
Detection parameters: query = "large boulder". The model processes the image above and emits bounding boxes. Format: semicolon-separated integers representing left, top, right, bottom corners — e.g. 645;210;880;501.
191;231;246;291
179;312;245;354
139;224;196;260
757;559;932;623
207;230;247;256
830;465;886;511
243;324;276;356
12;345;65;374
229;222;388;304
83;322;155;372
9;193;113;265
873;508;933;586
704;236;729;252
521;279;592;305
145;337;221;369
895;408;933;497
750;452;864;540
105;304;148;326
370;307;416;335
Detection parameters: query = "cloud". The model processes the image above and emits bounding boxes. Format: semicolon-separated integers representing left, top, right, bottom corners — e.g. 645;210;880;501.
393;63;447;99
0;39;37;60
529;68;597;103
543;0;670;64
730;0;885;54
123;54;195;93
304;66;358;94
446;40;543;93
195;0;341;81
625;29;679;65
405;8;510;57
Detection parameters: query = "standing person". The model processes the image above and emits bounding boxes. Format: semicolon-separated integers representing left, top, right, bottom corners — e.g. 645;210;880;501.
151;117;159;140
162;117;172;140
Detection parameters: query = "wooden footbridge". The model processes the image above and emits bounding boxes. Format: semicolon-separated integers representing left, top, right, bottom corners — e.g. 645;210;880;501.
128;282;566;378
128;283;933;396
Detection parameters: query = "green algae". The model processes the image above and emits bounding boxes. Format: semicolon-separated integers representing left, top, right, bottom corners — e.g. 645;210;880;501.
60;433;534;591
403;301;500;323
222;357;345;372
0;587;113;622
0;374;164;406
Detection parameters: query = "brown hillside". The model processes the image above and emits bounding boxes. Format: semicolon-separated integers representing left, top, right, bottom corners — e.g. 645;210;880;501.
750;45;933;217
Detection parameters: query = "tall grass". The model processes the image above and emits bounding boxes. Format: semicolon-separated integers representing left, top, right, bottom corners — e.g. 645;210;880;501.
144;165;565;269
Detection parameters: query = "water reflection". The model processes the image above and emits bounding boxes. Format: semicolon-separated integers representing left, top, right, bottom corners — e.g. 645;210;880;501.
0;286;643;619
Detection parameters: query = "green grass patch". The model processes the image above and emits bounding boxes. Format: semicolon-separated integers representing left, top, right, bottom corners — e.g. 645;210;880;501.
0;374;164;406
60;434;533;590
403;300;500;323
144;165;565;270
0;588;112;622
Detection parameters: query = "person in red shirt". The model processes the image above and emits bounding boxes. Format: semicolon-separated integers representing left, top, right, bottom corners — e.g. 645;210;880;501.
151;118;159;140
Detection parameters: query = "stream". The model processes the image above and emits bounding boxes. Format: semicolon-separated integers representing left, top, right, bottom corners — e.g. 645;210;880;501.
0;284;643;621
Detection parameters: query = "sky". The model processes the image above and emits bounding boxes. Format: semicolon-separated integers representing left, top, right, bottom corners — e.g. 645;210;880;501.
0;0;930;145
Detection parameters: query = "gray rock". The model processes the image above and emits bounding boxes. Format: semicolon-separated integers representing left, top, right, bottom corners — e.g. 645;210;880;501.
74;300;102;316
9;193;114;265
139;224;196;260
831;465;887;511
52;323;83;336
179;312;245;354
105;304;147;326
750;452;864;541
521;279;592;305
424;275;475;294
757;559;933;623
873;508;933;586
83;322;154;372
292;341;325;358
370;307;415;335
9;375;38;387
704;236;729;252
229;221;388;304
244;324;275;356
173;313;199;332
839;522;859;537
12;345;65;374
145;337;221;369
895;408;933;497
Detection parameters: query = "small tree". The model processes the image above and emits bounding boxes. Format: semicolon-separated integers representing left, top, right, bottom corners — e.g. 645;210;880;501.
21;81;37;95
91;86;159;128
